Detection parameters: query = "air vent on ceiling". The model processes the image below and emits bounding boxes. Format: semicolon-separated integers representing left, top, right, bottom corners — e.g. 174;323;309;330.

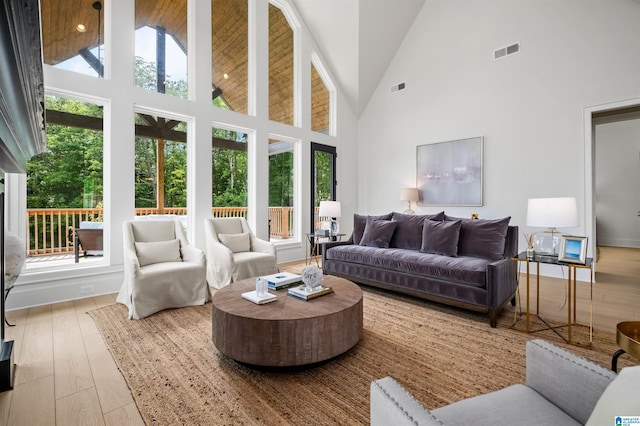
390;82;406;93
494;42;520;60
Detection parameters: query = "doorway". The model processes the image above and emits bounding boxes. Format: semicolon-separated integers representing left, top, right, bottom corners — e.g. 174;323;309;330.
310;142;336;232
591;105;640;248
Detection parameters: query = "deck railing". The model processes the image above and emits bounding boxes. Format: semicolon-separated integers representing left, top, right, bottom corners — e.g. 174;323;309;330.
26;207;294;256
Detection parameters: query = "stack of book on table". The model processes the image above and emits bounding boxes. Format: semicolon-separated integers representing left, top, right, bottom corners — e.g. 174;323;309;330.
287;284;334;301
261;272;303;290
241;290;277;305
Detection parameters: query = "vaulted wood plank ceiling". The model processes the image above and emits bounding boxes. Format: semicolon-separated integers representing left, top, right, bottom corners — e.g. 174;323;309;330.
39;0;330;133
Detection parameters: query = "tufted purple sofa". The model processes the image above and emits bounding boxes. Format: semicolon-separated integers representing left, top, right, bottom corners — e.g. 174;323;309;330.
322;212;518;327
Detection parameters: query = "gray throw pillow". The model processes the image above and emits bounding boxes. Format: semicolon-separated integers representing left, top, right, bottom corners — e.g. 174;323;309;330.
353;213;393;244
451;216;511;261
420;219;462;256
390;211;445;250
359;219;398;248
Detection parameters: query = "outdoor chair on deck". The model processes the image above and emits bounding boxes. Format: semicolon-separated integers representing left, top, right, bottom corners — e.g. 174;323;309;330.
74;221;104;263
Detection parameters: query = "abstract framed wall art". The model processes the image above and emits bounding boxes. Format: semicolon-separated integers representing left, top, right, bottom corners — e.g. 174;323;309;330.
417;136;483;206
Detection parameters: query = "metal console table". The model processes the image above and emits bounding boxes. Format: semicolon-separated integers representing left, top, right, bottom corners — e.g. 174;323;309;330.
512;252;593;347
304;232;345;266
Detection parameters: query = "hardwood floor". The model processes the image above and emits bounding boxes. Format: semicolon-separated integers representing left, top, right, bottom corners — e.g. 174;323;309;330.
1;247;638;424
0;293;144;426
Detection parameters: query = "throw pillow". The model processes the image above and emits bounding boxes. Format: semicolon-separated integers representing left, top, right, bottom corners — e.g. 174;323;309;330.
359;219;398;248
420;219;462;257
586;365;640;425
218;232;251;253
135;239;182;267
390;211;445;250
455;216;511;261
353;213;393;245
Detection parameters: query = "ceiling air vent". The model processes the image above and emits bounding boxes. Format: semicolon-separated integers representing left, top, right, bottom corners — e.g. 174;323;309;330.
494;42;520;60
390;82;406;93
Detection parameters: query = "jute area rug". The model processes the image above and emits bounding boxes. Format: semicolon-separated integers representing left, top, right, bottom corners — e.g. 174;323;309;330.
88;287;635;425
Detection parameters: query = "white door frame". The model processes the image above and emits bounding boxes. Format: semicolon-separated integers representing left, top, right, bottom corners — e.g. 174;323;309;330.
584;96;640;256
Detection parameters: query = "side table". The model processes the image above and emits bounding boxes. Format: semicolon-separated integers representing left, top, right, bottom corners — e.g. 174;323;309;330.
611;321;640;372
512;252;593;347
304;232;345;266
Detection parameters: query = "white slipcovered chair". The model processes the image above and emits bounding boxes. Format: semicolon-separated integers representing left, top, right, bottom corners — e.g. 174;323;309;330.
117;220;209;320
204;217;278;289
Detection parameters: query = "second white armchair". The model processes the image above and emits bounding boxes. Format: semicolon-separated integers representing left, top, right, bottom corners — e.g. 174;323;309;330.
204;217;278;289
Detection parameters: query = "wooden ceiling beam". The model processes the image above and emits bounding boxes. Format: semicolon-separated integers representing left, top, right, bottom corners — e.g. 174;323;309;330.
45;109;246;152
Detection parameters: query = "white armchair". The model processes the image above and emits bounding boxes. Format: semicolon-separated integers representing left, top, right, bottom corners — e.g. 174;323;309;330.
117;220;209;320
204;217;278;289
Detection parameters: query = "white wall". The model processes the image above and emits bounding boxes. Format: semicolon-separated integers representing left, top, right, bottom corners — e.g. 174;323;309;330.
358;0;640;271
595;115;640;247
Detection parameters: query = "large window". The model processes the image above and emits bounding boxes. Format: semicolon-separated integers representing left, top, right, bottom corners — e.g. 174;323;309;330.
41;0;105;77
311;62;330;133
26;95;104;267
19;0;343;277
269;3;294;125
212;0;248;113
135;0;188;98
269;137;297;241
212;127;248;217
135;112;188;220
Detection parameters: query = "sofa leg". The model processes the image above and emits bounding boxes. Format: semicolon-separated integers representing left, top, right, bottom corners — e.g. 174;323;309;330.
488;310;497;328
511;296;516;307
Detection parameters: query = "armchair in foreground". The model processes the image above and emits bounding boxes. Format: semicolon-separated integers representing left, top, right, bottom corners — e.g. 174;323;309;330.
371;339;638;426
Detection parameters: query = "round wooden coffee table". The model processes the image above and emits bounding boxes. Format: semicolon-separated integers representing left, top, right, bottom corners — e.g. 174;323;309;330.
212;275;363;367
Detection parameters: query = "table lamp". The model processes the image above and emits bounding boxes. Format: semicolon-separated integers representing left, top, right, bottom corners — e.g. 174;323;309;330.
526;197;578;256
400;188;419;215
318;201;341;234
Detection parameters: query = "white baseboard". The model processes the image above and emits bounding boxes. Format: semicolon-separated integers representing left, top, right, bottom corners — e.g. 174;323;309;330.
596;239;640;248
6;268;123;311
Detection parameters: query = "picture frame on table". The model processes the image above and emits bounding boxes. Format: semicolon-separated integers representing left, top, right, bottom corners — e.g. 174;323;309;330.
558;236;588;264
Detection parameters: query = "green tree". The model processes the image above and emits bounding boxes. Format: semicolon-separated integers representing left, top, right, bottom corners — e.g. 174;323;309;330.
314;150;332;205
269;151;293;207
27;97;103;208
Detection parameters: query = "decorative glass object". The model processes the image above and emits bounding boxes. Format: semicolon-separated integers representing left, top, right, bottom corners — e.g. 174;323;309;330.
523;233;535;259
301;265;323;292
526;247;535;260
526;197;578;256
255;277;268;297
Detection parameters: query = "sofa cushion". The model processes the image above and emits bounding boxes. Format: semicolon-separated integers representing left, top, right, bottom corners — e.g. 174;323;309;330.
360;219;398;248
326;245;489;288
586;365;640;426
218;232;251;253
353;213;393;245
390;211;445;250
421;219;462;256
447;216;511;261
135;239;182;267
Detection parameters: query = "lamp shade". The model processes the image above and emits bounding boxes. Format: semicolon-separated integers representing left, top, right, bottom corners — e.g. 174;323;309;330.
526;197;578;228
400;188;419;202
318;201;341;218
